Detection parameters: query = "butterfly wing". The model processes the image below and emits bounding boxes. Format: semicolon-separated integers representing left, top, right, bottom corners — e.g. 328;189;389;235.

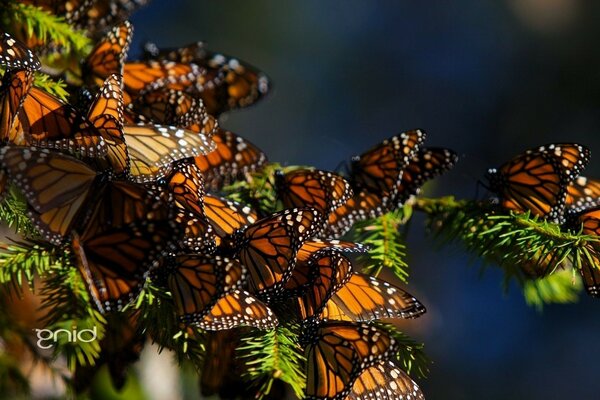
0;69;33;145
0;146;98;244
326;191;389;238
566;176;600;212
350;130;425;197
193;129;267;191
347;360;424;400
124;123;215;183
197;289;277;330
395;147;458;204
305;321;399;400
321;273;426;321
488;143;590;222
0;31;41;71
236;208;321;298
88;73;130;176
277;169;353;216
83;21;133;86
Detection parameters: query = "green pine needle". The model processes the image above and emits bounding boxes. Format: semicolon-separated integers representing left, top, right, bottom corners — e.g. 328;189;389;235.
417;196;590;305
3;3;90;54
238;325;306;399
351;207;411;282
383;324;430;379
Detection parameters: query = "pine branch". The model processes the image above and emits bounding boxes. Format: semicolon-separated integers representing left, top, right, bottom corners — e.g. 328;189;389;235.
0;187;37;237
223;163;282;216
350;207;411;282
0;241;58;291
134;281;206;369
415;196;590;305
2;3;90;54
383;324;430;379
33;72;69;101
237;325;306;399
39;256;106;370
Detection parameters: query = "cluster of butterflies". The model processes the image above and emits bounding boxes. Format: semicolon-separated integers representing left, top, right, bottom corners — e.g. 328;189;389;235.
486;143;600;297
0;5;461;399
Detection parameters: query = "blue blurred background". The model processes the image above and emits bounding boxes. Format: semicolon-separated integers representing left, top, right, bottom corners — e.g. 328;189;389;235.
130;1;600;398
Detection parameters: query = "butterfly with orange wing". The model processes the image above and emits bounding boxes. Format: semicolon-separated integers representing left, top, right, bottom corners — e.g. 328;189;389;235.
276;169;353;218
143;41;270;116
566;176;600;213
486;143;590;223
347;360;424;400
565;207;600;298
228;207;322;301
192;129;267;191
0;69;34;145
349;130;425;198
302;320;401;400
161;255;277;330
0;31;41;71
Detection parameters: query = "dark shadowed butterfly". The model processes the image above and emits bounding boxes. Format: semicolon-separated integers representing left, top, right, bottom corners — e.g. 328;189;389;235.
346;360;424;400
349;130;425;198
126;87;218;136
486;143;590;223
143;41;270;116
231;207;322;300
0;31;41;71
162;255;277;329
302;320;400;400
395;146;458;205
0;69;34;145
79;0;150;35
72;179;179;312
565;176;600;212
192;129;267;191
276;168;353;217
565;207;600;298
200;330;239;397
320;273;426;321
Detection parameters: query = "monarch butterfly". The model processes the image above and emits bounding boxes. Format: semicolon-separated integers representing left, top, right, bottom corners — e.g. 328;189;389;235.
87;73;129;177
123;123;216;183
0;31;41;71
289;250;353;320
126;87;218;137
79;1;150;35
0;69;33;145
486;143;590;223
565;207;600;297
202;194;258;242
326;191;388;238
162;255;276;328
276;169;353;217
83;20;132;87
350;130;425;197
566;176;600;212
303;321;400;400
143;41;270;116
0;146;99;244
72;181;179;312
347;360;424;400
232;208;322;300
16;83;108;158
320;273;426;321
200;330;239;397
192;129;267;191
159;162;217;253
395;147;459;205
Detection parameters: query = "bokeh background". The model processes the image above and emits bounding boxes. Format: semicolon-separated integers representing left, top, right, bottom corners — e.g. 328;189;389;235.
127;1;600;399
